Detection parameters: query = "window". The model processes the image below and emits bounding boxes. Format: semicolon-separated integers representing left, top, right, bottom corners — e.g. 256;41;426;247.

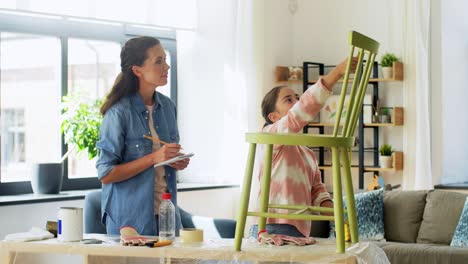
1;109;26;181
437;0;468;185
67;39;121;179
0;11;177;195
1;33;62;184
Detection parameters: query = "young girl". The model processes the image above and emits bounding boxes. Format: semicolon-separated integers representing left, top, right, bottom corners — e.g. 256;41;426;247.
251;58;357;238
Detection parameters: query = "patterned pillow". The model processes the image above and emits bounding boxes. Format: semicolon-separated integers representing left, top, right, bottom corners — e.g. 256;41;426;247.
451;197;468;247
329;189;385;241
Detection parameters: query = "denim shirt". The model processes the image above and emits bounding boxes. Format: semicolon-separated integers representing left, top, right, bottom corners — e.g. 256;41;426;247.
96;91;181;236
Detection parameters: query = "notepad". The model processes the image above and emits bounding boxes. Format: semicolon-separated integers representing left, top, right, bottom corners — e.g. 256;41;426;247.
154;153;194;168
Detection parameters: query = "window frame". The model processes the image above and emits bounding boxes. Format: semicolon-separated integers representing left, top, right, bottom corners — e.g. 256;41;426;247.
0;11;178;195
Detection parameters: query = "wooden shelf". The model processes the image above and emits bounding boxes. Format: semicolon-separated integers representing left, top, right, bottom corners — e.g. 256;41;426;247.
318;152;403;172
309;122;400;127
319;151;403;172
275;62;404;84
307;107;404;127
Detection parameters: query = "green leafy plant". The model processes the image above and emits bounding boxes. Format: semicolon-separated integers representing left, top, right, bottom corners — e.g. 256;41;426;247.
380;53;399;67
379;144;393;156
61;92;103;161
380;108;390;116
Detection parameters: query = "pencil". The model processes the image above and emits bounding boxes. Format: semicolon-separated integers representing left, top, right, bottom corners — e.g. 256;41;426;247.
143;135;170;145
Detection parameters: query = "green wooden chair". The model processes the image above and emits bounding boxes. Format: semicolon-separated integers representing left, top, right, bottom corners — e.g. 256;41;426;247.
234;31;379;253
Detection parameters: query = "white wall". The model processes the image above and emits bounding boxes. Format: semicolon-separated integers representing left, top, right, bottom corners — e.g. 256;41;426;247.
262;0;294;92
0;200;84;241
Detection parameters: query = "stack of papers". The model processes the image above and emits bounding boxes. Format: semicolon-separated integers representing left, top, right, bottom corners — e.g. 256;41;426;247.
154;153;194;167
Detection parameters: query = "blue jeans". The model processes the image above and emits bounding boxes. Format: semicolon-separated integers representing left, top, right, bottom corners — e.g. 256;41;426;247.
249;224;304;238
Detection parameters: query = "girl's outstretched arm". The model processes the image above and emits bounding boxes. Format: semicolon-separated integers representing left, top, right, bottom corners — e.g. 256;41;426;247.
264;57;357;134
264;79;331;134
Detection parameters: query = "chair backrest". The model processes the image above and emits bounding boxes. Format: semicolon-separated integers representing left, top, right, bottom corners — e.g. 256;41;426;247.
333;31;380;138
84;190;107;234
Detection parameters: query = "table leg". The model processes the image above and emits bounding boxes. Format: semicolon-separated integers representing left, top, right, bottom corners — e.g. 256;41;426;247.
83;254;89;264
1;250;15;264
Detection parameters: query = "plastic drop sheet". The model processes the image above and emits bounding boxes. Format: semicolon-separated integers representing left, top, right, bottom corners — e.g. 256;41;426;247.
2;235;390;264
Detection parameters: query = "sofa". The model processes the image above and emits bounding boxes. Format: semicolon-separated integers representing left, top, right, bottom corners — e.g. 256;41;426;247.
374;190;468;264
84;190;236;238
314;190;468;264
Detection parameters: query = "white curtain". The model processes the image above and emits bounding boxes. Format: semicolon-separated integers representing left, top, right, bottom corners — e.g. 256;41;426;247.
221;0;265;184
177;0;264;184
395;0;433;189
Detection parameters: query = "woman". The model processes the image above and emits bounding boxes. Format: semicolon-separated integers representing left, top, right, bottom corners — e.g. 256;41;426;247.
96;36;189;235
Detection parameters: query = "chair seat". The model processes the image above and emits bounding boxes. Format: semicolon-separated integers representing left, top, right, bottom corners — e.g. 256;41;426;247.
246;133;355;148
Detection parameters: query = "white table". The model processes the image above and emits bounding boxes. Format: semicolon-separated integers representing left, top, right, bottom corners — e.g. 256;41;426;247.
1;235;389;264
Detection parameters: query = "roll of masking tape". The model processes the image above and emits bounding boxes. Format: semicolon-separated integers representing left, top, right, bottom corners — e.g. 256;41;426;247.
180;228;203;244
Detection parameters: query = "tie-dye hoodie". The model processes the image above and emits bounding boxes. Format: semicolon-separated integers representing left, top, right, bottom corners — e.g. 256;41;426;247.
258;78;333;237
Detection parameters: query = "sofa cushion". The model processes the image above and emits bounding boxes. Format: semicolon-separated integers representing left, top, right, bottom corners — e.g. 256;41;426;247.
330;189;384;241
451;197;468;247
417;190;468;245
374;241;468;264
383;190;427;243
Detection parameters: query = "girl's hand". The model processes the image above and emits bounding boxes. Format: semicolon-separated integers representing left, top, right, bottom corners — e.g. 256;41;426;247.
336;56;359;75
320;200;334;216
151;143;181;164
168;158;190;170
323;57;359;90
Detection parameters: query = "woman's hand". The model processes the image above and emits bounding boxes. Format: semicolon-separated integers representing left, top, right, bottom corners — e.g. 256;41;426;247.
168;158;190;170
151;143;181;164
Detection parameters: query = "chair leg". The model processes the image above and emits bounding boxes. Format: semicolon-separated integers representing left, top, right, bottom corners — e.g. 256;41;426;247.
341;147;359;243
234;143;257;251
258;144;273;232
332;147;345;253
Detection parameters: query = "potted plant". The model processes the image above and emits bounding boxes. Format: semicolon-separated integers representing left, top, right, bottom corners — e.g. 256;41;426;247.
61;92;103;161
379;144;393;168
30;92;102;194
380;108;391;123
380;53;400;79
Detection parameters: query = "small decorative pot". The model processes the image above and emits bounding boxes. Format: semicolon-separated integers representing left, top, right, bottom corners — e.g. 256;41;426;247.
382;67;393;79
380;115;391;123
379;156;393;168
